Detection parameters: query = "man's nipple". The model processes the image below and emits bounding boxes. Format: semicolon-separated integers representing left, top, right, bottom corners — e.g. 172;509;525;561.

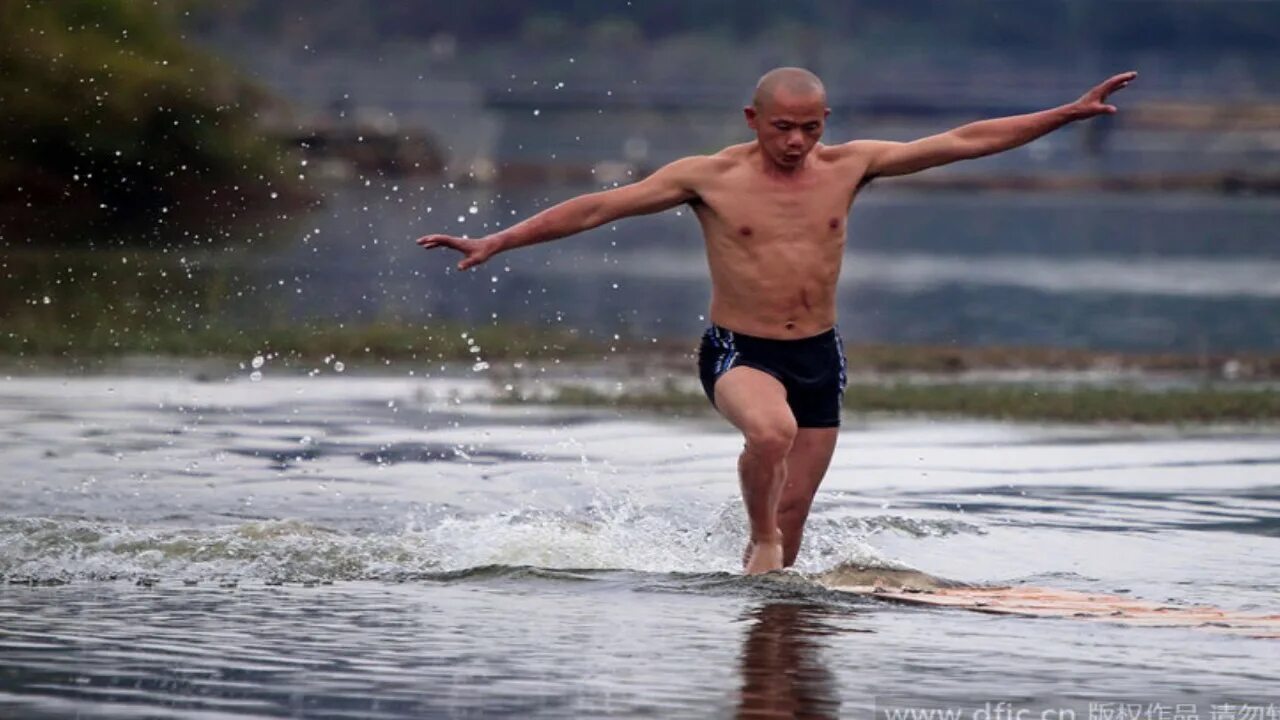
828;217;840;230
739;226;753;237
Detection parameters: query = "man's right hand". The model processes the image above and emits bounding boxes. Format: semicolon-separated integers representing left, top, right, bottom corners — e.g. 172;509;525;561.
415;234;498;271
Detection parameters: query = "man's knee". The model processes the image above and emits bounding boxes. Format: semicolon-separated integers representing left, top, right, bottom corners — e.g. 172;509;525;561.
742;421;798;464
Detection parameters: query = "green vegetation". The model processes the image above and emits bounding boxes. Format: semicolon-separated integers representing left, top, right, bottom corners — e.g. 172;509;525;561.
0;314;602;366
0;248;602;363
0;1;299;241
5;246;1280;424
506;382;1280;425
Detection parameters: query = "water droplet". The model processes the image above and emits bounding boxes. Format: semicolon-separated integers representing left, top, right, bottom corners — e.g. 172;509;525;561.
334;361;345;372
468;205;479;215
249;370;262;382
472;361;490;372
532;109;541;116
251;355;265;369
41;296;51;304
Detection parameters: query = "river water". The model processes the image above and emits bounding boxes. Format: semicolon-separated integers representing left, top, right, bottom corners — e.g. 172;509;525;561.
8;186;1279;358
186;185;1280;353
2;373;1278;717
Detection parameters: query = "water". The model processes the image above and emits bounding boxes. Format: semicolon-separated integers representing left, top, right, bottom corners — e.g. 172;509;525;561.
8;187;1279;355
2;373;1278;717
139;187;1280;350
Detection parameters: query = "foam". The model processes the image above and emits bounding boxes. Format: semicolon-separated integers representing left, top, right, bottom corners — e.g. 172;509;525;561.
0;498;951;583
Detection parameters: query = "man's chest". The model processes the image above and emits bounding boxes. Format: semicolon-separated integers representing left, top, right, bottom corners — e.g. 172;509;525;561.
695;173;855;247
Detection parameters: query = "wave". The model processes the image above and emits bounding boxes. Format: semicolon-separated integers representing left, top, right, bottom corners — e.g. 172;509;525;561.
0;502;980;584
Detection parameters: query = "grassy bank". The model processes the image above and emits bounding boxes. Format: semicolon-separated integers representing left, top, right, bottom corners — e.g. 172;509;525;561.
4;305;1278;422
510;382;1280;424
5;314;1279;382
4;261;1278;380
5;258;1280;425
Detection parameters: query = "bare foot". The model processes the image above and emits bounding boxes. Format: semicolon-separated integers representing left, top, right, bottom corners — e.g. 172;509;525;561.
744;538;784;575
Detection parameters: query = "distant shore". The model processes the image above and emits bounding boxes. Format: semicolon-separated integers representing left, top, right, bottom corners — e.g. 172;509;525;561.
3;322;1279;424
507;379;1280;425
3;319;1279;378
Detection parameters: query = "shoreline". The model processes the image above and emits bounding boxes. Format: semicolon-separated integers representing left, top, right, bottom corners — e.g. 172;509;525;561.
3;336;1278;379
4;354;1279;425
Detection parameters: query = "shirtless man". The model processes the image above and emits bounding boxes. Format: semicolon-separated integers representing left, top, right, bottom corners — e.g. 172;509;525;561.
417;67;1137;574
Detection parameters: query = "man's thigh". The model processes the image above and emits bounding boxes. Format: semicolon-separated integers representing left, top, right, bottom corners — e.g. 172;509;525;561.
712;365;795;437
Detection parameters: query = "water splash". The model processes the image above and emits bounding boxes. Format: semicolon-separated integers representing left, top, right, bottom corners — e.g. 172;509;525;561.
0;498;949;584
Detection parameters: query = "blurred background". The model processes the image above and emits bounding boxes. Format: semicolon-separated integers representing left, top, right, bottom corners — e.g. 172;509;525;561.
3;0;1278;370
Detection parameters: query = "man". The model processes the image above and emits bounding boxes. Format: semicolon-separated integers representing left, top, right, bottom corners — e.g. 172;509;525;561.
417;67;1137;575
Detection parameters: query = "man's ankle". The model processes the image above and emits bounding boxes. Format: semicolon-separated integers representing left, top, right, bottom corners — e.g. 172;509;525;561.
750;529;783;545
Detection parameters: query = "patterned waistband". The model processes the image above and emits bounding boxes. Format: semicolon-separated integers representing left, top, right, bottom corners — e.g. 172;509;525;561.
706;324;837;347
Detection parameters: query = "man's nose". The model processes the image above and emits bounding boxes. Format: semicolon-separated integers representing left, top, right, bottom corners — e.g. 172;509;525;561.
786;131;805;147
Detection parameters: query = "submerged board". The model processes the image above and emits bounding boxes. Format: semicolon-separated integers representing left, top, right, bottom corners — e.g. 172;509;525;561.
819;566;1280;638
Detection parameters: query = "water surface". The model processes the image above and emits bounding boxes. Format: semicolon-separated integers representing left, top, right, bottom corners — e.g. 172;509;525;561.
2;374;1278;717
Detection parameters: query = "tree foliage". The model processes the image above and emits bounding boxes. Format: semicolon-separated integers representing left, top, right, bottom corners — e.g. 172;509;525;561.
0;0;293;240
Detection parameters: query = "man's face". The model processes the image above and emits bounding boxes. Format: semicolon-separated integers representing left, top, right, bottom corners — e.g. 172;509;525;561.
745;90;830;168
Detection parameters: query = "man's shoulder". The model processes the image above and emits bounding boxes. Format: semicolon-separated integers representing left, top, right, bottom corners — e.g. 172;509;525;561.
816;141;872;164
685;144;751;167
711;142;755;160
656;146;745;180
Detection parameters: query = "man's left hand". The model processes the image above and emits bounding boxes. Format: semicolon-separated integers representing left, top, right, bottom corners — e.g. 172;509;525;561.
1073;71;1138;119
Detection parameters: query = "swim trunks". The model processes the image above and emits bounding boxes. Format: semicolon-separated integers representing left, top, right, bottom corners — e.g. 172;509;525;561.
697;324;848;428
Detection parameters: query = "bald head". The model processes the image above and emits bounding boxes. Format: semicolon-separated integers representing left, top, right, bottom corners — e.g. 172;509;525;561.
752;67;826;109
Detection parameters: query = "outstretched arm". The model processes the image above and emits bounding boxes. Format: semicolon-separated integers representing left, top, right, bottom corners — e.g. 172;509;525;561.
416;156;703;270
851;71;1137;180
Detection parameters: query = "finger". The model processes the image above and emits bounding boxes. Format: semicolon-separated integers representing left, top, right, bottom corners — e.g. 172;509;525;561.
418;235;458;250
1109;72;1137;91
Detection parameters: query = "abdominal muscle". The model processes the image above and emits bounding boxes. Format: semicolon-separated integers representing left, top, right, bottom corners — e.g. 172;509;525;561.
703;237;842;339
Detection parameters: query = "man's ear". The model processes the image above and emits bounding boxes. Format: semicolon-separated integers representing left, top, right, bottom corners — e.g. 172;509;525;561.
743;106;758;129
824;108;831;119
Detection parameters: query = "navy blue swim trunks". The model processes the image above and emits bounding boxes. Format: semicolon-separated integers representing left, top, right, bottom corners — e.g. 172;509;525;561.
697;324;848;428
